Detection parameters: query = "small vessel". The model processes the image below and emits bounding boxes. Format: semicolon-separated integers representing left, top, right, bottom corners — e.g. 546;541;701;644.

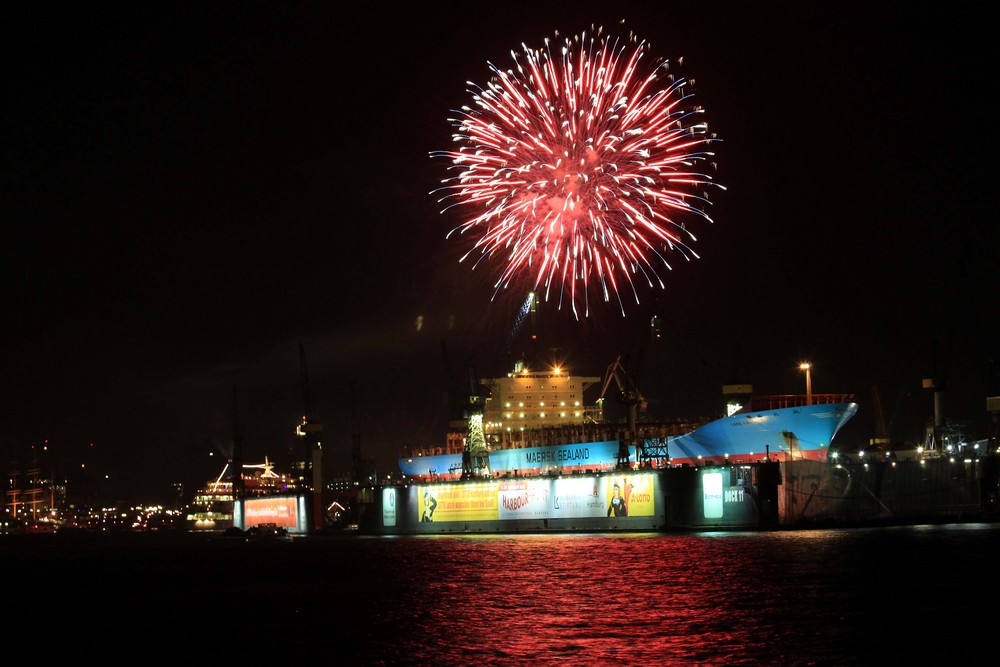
243;522;290;540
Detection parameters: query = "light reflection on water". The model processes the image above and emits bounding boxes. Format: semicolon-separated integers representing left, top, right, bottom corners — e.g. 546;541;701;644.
4;524;996;664
363;532;850;665
340;527;997;665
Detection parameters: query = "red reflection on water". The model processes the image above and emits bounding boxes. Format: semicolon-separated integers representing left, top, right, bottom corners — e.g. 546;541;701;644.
371;532;852;665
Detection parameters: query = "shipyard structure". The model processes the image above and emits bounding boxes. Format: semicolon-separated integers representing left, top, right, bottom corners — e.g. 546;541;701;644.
359;361;1000;534
6;360;994;534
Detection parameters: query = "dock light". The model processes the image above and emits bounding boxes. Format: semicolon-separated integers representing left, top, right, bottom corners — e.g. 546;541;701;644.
799;362;812;405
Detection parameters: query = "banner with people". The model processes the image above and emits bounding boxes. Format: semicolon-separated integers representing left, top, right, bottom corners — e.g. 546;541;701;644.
417;482;499;522
416;473;656;522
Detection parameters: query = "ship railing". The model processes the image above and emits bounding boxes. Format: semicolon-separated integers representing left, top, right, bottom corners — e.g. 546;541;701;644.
747;394;856;411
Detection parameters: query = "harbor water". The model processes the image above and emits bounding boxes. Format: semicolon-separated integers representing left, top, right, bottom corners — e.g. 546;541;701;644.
4;523;995;663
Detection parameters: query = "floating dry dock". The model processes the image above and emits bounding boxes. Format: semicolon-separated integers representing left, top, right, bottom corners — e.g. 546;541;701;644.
359;456;999;534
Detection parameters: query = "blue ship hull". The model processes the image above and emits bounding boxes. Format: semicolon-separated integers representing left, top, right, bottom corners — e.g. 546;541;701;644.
399;400;858;479
667;400;858;464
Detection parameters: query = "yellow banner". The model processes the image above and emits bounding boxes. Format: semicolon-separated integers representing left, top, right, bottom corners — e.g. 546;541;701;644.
418;483;499;522
605;474;655;517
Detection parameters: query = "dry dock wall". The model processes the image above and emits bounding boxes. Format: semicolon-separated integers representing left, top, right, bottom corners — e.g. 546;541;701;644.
780;456;997;525
361;456;999;534
361;465;770;535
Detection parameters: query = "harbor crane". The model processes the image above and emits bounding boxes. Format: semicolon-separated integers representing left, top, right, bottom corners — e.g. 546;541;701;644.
461;361;491;480
600;356;651;470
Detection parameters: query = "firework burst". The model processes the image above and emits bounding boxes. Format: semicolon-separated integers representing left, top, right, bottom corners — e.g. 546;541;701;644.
431;25;725;319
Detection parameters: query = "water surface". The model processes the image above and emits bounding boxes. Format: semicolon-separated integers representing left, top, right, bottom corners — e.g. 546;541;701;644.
4;524;994;664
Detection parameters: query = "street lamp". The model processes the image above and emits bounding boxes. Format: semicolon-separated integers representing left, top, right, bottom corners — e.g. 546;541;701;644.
799;362;812;405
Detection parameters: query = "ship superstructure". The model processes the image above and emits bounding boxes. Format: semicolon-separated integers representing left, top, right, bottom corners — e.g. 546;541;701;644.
482;359;602;434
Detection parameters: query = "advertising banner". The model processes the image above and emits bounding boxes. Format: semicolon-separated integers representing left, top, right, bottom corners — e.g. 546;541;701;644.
702;471;724;519
416;473;657;523
602;474;656;518
551;476;606;518
244;496;298;527
418;483;499;522
498;479;552;519
382;487;397;527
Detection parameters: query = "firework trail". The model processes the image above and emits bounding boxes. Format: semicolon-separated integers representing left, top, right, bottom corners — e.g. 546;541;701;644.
431;25;724;319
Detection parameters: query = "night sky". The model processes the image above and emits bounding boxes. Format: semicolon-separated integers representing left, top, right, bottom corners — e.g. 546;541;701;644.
4;2;997;505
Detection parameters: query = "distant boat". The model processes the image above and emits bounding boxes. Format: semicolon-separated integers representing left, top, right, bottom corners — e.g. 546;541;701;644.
244;523;290;540
183;457;302;532
184;465;235;532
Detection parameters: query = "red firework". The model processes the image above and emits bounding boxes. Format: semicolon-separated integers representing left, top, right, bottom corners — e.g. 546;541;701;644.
431;26;724;318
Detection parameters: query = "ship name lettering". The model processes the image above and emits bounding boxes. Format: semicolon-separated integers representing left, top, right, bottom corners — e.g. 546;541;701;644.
556;447;589;462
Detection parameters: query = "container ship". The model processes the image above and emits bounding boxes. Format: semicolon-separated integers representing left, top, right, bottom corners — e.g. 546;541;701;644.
399;396;857;481
398;360;858;481
362;360;860;535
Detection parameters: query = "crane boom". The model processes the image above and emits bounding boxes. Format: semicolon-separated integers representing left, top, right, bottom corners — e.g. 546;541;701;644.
600;356;648;414
600;356;649;469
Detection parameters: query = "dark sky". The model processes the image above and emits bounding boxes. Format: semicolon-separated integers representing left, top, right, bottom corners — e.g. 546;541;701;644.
4;2;997;504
